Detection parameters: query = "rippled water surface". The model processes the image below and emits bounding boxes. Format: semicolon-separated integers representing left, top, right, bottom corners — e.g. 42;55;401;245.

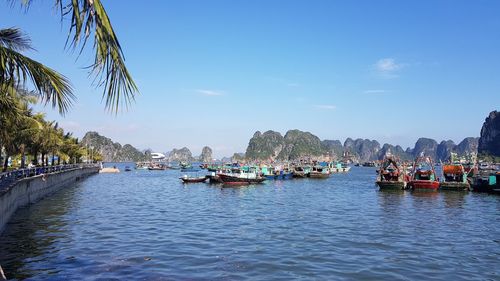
1;164;499;280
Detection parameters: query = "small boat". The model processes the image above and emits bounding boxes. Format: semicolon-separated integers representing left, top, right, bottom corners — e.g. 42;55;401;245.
309;165;330;178
148;165;166;170
261;165;293;180
292;165;311;178
409;156;440;191
440;154;470;191
470;171;498;193
180;175;208;183
217;167;266;185
124;166;132;172
376;156;409;190
328;162;351;173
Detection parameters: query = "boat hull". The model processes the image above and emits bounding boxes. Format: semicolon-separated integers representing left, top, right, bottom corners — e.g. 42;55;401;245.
376;181;406;190
180;177;207;183
440;182;470;191
410;180;440;190
309;172;330;179
217;174;266;184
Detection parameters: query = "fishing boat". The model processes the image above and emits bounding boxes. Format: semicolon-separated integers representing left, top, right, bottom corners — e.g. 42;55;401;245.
217;167;266;185
148;163;166;170
328;162;351;173
309;165;330;178
440;154;470;191
179;175;208;183
409;156;440;191
470;171;498;193
376;156;408;190
261;165;293;180
292;165;311;178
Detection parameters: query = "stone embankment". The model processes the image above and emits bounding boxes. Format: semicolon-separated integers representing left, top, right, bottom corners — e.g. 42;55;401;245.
0;165;99;234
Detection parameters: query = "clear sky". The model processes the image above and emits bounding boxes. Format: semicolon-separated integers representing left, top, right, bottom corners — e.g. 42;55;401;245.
2;0;499;158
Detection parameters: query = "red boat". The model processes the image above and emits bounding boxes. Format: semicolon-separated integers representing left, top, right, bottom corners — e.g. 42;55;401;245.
409;156;439;190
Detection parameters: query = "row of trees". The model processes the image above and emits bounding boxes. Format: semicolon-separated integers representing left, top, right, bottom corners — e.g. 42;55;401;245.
0;94;102;172
1;1;129;172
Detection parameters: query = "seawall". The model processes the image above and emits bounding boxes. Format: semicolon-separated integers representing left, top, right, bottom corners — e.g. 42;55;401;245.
0;166;99;234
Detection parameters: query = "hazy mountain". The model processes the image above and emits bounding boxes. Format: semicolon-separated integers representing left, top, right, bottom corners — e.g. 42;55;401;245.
81;131;149;162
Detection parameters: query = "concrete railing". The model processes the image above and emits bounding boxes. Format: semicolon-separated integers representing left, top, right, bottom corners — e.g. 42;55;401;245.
0;164;100;234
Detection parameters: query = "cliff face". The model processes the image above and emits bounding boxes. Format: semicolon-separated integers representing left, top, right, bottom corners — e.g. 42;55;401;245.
344;138;380;162
199;146;213;162
412;138;438;160
245;131;285;160
377;144;412;161
167;147;195;162
243;130;479;162
81;131;148;162
478;111;500;157
278;130;323;160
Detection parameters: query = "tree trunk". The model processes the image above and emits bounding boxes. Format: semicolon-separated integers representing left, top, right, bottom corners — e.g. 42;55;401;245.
2;154;9;172
41;153;45;167
20;145;26;168
52;153;55;166
33;150;39;165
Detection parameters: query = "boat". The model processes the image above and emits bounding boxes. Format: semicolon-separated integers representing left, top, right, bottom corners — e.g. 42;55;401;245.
440;154;470;191
328;162;351;173
292;165;311;178
376;156;409;190
409;156;440;191
217;167;266;185
362;162;377;167
179;175;208;183
470;171;498;193
260;165;293;180
309;165;330;178
124;166;132;172
148;164;166;170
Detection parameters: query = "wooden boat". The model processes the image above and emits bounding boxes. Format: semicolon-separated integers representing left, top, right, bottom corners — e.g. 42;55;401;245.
180;175;208;183
470;171;498;193
293;165;311;178
218;174;266;184
261;165;293;180
217;167;266;185
328;162;351;173
309;166;330;178
440;161;470;191
148;165;166;170
409;156;439;191
376;156;408;190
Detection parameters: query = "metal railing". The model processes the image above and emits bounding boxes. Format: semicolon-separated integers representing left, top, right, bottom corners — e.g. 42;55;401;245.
0;164;99;191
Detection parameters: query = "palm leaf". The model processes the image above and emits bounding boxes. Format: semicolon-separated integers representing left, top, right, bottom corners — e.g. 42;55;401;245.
0;42;75;114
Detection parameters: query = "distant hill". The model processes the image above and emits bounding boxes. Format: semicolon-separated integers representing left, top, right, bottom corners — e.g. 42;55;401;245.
81;131;150;162
243;129;478;162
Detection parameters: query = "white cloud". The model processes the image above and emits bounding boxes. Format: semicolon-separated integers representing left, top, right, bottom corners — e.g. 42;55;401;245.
374;58;405;78
363;90;388;94
196;89;224;96
314;104;336;110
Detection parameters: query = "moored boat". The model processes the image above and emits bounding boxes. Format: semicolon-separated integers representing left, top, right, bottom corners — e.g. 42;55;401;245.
376;156;408;190
217;166;266;185
440;159;470;191
309;165;330;178
292;165;311;178
409;156;440;191
179;175;208;183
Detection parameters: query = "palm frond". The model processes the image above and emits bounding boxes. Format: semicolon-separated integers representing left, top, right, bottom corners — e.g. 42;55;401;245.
56;0;138;112
0;28;33;51
0;45;75;114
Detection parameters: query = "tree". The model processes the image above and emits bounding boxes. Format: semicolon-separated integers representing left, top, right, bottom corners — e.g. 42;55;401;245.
6;0;138;112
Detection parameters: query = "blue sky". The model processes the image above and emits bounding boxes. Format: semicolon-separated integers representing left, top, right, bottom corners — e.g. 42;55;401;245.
2;1;500;157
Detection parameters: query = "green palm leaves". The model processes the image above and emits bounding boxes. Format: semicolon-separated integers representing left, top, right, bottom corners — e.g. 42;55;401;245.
0;28;74;114
59;0;138;111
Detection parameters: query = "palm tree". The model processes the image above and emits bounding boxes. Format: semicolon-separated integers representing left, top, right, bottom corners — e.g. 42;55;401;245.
7;0;138;112
0;28;74;114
